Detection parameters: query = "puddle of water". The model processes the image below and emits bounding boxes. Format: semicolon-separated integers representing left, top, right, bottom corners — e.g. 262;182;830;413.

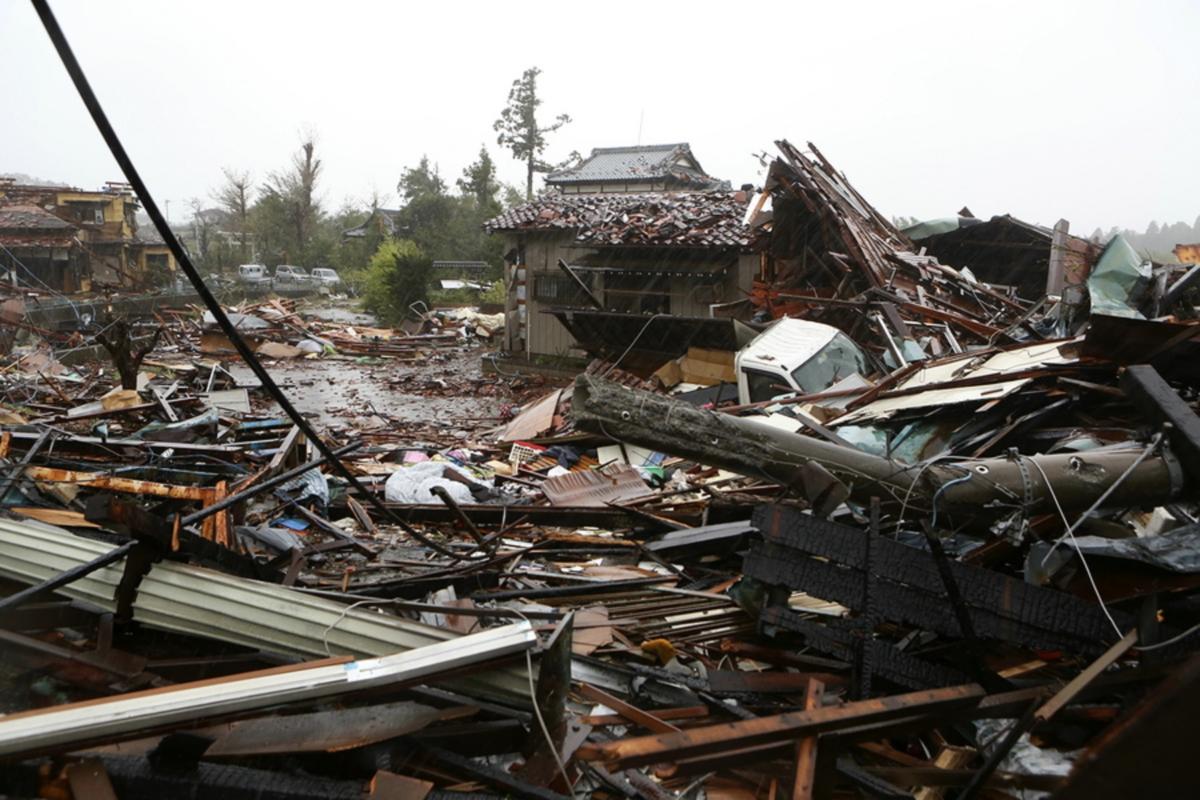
227;346;499;428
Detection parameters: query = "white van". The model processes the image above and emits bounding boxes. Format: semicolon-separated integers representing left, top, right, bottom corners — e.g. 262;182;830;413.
310;267;341;288
236;264;270;286
735;318;869;405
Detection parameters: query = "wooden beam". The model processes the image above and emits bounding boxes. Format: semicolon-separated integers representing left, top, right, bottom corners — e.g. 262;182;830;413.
577;682;680;735
577;683;986;769
1121;364;1200;482
791;679;824;800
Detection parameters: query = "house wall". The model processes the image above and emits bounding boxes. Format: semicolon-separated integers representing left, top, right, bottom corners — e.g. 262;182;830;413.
520;232;592;360
504;232;757;359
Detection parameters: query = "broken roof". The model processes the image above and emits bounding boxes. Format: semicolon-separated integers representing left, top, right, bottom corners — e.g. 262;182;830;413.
0;204;77;233
546;143;728;190
484;191;751;249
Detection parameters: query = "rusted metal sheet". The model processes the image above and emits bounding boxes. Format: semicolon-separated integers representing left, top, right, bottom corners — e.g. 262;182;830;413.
1173;243;1200;264
24;466;216;502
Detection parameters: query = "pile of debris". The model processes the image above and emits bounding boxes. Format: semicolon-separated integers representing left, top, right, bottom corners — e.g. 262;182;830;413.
3;149;1200;800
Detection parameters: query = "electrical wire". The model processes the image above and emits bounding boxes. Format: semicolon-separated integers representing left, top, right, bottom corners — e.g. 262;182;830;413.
1135;621;1200;652
31;0;470;562
602;313;666;376
929;473;974;530
1025;457;1124;640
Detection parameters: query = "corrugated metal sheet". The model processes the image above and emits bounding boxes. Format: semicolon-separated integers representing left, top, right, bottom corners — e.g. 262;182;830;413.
0;519;532;704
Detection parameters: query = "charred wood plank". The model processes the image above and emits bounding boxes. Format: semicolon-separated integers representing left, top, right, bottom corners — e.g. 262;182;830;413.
760;607;970;690
750;505;1128;653
1121;364;1200;483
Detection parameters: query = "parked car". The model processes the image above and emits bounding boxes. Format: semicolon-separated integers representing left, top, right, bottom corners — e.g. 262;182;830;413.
236;264;271;286
310;267;341;288
274;265;310;286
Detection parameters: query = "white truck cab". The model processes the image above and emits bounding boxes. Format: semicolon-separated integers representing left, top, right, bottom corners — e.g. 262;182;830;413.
735;318;869;405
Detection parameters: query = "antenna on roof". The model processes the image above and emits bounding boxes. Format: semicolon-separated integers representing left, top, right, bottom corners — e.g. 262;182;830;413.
637;109;644;147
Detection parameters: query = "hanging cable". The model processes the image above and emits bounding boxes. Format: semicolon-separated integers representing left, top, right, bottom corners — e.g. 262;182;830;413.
1026;457;1124;640
31;0;469;561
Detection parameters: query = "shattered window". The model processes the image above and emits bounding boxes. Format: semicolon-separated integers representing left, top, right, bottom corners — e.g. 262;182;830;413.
743;368;792;403
790;333;868;393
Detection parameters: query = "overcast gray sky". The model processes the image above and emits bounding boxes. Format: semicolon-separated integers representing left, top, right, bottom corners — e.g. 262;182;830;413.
2;0;1197;234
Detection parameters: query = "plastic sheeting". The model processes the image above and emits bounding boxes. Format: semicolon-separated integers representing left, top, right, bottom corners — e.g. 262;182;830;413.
383;461;485;505
1087;234;1151;319
1028;526;1200;584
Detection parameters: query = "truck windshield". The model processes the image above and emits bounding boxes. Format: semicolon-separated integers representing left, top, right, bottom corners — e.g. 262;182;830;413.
790;333;868;393
743;368;793;404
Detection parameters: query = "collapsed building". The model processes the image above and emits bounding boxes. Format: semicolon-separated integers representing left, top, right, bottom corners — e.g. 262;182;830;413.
0;178;177;292
485;187;756;365
3;134;1200;799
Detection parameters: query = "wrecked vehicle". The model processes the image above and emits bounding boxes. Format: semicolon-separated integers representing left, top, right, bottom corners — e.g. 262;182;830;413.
735;317;872;404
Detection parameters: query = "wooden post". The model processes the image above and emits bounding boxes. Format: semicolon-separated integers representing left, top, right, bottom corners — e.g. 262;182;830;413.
792;679;825;799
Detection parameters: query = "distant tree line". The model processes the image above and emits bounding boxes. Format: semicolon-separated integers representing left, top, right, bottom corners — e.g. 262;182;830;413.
892;214;1200;264
1089;218;1200;263
185;66;574;324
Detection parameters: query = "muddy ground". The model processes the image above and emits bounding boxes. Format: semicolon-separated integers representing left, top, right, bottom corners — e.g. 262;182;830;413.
225;302;557;436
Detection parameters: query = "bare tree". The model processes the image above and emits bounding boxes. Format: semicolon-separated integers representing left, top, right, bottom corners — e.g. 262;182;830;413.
214;168;253;261
96;318;162;390
188;198;212;261
264;136;323;259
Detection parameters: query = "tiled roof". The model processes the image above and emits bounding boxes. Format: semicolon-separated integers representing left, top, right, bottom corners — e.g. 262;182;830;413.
546;143;726;189
484;191;751;249
0;205;76;232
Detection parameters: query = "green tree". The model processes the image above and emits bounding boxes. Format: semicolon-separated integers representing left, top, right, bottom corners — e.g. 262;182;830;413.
396;157;458;258
360;238;431;323
458;146;501;217
494;67;572;200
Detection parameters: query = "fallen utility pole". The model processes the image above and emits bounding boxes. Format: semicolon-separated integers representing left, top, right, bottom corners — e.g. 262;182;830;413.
572;375;1181;515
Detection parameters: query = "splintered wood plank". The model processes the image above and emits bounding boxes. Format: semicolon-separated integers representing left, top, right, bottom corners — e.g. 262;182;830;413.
792;679;824;800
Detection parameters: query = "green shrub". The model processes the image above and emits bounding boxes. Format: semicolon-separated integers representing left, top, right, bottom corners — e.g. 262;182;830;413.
360;239;431;324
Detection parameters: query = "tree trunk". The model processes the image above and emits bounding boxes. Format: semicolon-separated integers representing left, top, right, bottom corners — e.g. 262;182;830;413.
526;152;534;201
96;320;163;390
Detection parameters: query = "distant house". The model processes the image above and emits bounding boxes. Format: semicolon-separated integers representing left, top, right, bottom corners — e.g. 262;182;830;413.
0;205;86;292
0;178;176;290
484;190;754;362
546;143;729;194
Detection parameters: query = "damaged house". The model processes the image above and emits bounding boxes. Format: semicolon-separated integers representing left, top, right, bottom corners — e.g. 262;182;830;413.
0;204;86;293
544;142;729;194
485;143;755;365
903;211;1102;300
485;190;756;364
0;178;175;291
